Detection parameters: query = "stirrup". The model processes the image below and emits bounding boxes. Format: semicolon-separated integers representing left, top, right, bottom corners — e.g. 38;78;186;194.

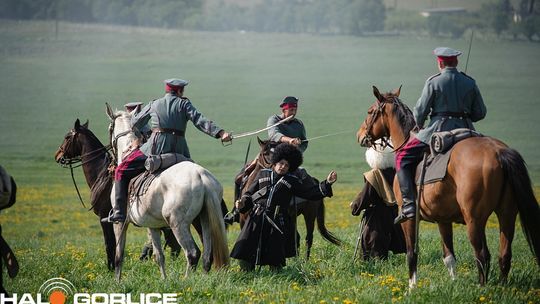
101;209;125;223
394;203;415;225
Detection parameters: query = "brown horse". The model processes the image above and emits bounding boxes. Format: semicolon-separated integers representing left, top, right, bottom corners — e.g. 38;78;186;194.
356;86;540;288
55;119;117;270
238;138;341;259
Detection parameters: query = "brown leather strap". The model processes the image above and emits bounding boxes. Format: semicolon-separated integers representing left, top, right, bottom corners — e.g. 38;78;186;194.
152;128;185;136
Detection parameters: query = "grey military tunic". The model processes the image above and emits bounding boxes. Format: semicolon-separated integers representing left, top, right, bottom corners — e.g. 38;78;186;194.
267;115;308;153
414;67;487;144
132;93;223;158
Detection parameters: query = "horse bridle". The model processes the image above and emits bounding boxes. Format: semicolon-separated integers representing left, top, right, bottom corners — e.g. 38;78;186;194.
362;97;409;152
57;128;113;208
107;115;132;165
58;129;112;168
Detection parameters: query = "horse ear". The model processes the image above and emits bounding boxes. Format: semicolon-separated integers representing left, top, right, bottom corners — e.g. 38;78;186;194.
105;102;115;120
257;136;264;147
82;120;89;129
393;85;402;97
372;86;384;103
74;118;81;130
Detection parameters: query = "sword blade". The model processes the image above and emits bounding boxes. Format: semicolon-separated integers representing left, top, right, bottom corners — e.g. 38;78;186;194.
302;130;352;142
232;115;294;139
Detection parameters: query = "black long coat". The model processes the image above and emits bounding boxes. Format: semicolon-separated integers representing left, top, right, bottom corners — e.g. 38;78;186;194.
230;169;333;267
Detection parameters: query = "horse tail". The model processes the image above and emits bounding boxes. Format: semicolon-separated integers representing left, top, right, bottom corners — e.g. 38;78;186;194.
202;180;230;269
498;148;540;265
316;199;341;246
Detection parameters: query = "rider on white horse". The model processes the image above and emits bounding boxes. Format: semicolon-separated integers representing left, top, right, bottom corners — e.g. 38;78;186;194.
102;78;233;223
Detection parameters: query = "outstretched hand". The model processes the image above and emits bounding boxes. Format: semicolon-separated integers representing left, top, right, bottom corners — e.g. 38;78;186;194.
326;170;337;184
220;131;232;142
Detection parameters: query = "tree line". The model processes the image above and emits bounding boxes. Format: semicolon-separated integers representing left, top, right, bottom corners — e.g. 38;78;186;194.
0;0;538;40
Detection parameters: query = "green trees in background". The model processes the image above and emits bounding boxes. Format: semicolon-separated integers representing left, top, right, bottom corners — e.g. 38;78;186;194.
0;0;537;40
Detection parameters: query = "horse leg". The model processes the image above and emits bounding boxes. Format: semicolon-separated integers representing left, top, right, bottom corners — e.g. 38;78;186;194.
465;221;491;285
401;221;418;290
149;228;167;279
100;221;116;271
113;222;129;282
304;212;315;260
170;221;201;277
198;210;213;272
438;222;457;280
495;202;517;283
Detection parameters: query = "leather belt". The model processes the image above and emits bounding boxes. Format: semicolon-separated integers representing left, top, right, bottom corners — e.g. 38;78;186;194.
152;128;185;136
431;112;469;119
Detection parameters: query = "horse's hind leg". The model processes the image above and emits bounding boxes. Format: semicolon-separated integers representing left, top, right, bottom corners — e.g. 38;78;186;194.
465;221;491;285
495;201;517;283
170;221;201;277
303;212;315;260
113;223;129;282
149;228;166;279
438;222;457;280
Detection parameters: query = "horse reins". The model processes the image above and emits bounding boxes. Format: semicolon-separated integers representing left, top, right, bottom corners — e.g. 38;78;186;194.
58;130;113;208
362;97;410;153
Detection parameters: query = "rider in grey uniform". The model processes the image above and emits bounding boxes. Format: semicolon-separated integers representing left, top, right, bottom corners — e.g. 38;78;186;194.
267;96;308;153
102;78;232;223
393;47;487;224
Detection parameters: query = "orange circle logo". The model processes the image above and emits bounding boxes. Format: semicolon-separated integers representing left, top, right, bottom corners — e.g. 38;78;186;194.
49;290;66;304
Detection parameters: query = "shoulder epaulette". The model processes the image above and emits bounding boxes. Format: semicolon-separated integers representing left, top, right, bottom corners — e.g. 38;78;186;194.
427;73;441;81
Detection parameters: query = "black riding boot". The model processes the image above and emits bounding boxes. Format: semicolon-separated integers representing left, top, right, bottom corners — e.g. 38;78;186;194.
394;168;417;225
101;180;127;223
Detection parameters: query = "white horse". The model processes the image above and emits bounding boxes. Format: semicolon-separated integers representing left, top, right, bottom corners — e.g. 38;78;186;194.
106;105;229;281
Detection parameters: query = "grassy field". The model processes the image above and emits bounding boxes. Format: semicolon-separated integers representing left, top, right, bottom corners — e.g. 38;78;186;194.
0;20;539;303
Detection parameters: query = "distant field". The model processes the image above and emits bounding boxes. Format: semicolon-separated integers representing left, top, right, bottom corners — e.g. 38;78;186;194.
0;20;539;303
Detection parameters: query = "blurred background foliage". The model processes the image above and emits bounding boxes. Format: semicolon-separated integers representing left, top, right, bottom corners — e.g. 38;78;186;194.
0;0;538;40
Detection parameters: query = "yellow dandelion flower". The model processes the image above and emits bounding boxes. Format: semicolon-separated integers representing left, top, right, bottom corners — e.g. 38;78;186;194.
479;296;486;302
342;299;353;304
333;297;340;301
319;301;327;304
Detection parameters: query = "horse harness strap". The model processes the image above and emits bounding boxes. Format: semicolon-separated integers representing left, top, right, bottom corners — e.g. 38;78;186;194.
152;128;185;137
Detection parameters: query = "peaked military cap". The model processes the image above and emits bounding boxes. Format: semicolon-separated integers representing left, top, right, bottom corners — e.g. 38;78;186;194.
279;96;299;107
124;101;143;108
433;47;462;57
164;78;189;87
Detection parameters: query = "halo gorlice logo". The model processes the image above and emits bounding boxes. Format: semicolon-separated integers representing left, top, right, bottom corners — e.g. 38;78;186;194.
0;277;75;304
38;278;76;304
0;277;178;304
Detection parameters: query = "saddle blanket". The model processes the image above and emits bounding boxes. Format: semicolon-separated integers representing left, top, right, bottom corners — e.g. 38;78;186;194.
416;129;483;185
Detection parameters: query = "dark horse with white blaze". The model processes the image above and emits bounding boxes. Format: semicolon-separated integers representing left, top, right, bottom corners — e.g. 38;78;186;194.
356;86;540;288
238;138;341;259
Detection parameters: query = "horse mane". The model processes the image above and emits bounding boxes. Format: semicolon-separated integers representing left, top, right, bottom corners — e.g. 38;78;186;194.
384;93;416;136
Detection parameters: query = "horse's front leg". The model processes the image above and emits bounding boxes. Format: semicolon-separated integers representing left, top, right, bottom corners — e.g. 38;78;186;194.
113;222;129;282
401;221;418;290
149;228;166;279
438;222;457;280
100;220;116;271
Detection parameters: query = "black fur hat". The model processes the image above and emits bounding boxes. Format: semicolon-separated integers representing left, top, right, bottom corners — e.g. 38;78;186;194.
271;143;303;172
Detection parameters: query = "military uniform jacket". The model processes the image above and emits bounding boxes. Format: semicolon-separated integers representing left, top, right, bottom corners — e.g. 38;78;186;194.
267;115;308;153
132;93;223;158
414;67;487;144
230;169;333;266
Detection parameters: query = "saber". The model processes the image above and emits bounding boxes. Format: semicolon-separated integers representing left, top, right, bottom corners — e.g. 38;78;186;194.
464;30;474;74
231;115;294;140
263;213;284;234
302;130;352;142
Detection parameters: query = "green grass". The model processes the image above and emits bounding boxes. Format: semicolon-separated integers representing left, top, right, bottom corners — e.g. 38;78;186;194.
0;20;539;303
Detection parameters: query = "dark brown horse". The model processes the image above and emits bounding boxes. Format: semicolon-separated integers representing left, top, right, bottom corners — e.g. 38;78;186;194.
55;119;116;270
356;86;540;288
238;138;341;259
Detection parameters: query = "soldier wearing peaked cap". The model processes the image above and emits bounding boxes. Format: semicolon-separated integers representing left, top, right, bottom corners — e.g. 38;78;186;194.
393;47;487;225
102;78;232;223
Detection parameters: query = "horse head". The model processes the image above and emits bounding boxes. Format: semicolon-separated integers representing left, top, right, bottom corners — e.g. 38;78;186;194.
357;85;413;149
106;103;137;164
55;119;90;165
256;137;280;168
